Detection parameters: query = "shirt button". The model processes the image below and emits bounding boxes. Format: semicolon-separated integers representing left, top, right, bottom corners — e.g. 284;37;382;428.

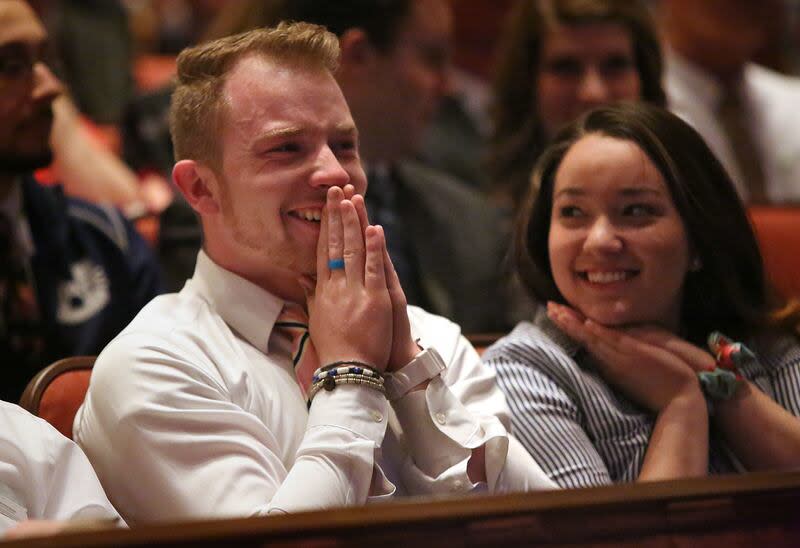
370;410;383;423
435;412;446;425
451;480;464;491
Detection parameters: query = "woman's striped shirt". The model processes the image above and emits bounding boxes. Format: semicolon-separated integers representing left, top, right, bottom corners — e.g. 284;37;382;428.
484;309;800;488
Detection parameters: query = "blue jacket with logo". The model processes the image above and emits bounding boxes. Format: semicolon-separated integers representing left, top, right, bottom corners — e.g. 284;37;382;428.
2;178;164;402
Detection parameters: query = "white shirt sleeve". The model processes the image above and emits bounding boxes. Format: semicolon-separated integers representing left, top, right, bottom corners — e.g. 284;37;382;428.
0;403;121;527
74;334;391;524
392;308;555;493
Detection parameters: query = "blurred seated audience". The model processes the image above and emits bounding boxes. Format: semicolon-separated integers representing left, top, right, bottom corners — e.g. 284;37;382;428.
31;0;133;126
0;0;164;403
414;1;515;191
0;401;121;539
485;102;800;488
419;66;491;191
45;94;160;216
488;0;665;214
127;0;229;56
24;0;174;217
659;0;800;204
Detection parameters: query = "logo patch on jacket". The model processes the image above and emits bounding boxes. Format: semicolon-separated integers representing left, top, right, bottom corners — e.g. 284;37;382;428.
56;260;110;324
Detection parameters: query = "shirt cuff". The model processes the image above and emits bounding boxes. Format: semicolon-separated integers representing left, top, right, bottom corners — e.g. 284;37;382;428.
307;383;390;445
392;376;504;478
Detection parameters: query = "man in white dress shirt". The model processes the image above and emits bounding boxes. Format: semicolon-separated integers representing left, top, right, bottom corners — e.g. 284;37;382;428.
74;23;553;525
660;0;800;203
0;402;120;539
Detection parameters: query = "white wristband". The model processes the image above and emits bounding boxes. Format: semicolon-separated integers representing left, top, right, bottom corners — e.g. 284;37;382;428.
384;347;446;401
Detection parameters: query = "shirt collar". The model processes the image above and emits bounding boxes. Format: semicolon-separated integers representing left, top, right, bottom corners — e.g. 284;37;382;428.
665;47;728;109
188;250;285;352
449;68;491;136
532;306;583;358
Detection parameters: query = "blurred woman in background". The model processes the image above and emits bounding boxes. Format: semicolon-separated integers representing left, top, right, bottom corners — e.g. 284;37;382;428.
488;0;664;212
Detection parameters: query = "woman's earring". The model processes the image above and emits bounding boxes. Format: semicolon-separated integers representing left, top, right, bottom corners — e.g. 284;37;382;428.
690;257;703;272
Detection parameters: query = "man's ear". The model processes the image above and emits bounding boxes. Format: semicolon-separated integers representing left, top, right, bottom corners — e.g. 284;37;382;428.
339;28;378;73
172;160;221;215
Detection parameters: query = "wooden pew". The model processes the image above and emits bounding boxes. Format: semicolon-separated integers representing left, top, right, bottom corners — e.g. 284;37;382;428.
6;471;800;547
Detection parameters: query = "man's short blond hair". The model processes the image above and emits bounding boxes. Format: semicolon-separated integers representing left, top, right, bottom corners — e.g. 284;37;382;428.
169;22;340;170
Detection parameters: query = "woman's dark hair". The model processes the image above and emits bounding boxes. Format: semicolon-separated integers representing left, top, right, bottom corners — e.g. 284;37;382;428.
489;0;665;209
515;101;791;345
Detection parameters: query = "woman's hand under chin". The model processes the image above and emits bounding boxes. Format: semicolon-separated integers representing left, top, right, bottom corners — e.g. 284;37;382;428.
546;301;708;412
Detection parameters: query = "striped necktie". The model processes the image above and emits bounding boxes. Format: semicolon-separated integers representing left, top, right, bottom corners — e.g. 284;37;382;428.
273;303;319;399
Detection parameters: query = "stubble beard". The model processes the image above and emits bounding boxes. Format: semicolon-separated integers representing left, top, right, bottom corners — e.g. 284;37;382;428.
225;206;319;278
218;178;319;281
1;105;56;175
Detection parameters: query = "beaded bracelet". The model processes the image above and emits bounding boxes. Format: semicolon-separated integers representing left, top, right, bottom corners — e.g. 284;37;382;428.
316;360;382;375
311;365;382;385
308;373;386;402
313;373;385;390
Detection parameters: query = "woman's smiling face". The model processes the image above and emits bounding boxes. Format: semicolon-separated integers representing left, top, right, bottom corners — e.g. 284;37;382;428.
547;133;691;330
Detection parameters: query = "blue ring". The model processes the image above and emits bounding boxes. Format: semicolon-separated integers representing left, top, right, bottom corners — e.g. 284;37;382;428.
328;258;345;270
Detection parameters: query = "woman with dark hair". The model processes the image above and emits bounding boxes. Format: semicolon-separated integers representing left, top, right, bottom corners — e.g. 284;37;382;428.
484;101;800;488
488;0;664;211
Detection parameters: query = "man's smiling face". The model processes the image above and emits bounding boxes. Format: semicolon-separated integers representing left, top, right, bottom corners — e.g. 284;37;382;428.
212;54;367;279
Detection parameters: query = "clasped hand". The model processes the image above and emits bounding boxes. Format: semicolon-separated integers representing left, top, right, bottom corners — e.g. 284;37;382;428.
301;185;418;373
547;302;714;412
